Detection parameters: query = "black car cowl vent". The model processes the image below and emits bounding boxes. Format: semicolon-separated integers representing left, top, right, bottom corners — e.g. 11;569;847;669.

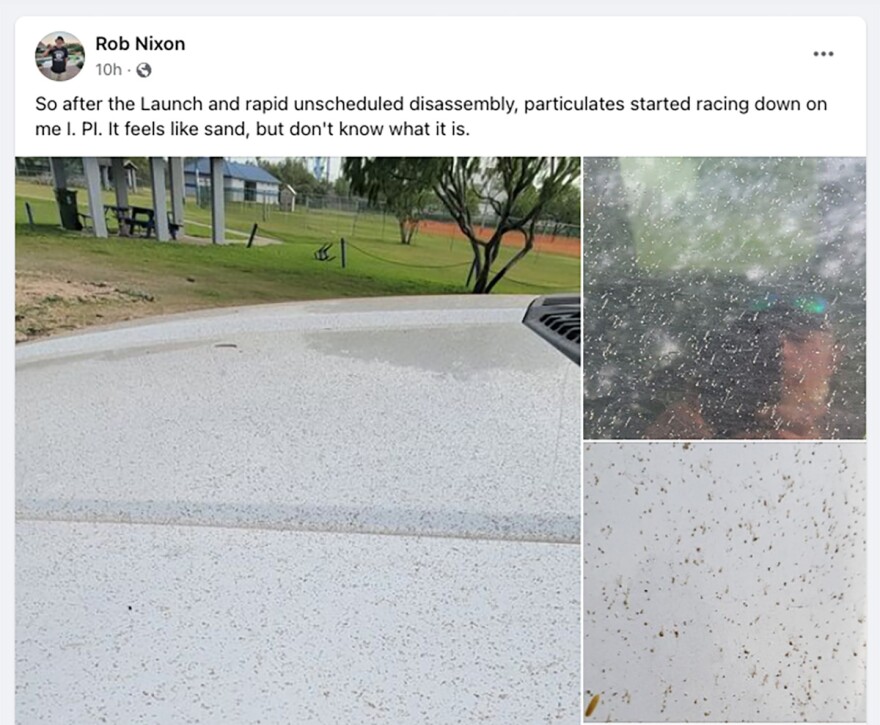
522;294;581;365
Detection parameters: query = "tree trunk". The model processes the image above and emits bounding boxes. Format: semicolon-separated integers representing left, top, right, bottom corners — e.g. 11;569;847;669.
471;243;495;293
484;230;535;293
398;218;418;245
467;238;484;291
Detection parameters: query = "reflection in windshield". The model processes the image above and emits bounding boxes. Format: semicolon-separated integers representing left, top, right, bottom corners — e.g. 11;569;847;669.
583;158;865;440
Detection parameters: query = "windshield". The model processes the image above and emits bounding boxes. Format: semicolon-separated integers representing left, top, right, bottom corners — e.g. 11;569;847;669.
583;157;866;440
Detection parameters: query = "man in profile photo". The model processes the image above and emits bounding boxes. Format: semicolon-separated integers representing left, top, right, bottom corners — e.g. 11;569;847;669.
43;36;68;79
37;33;82;81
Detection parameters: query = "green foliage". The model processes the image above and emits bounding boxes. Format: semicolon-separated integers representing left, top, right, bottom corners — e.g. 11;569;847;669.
543;183;580;226
510;185;539;219
343;158;441;244
333;176;351;197
126;157;152;180
256;158;332;197
343;157;580;291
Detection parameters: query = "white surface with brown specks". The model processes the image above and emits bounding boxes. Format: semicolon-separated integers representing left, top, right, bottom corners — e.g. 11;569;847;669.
17;297;581;724
583;441;865;722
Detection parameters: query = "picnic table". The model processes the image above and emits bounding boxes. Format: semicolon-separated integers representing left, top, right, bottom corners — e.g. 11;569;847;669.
117;206;182;240
103;204;131;234
104;204;130;223
128;206;156;237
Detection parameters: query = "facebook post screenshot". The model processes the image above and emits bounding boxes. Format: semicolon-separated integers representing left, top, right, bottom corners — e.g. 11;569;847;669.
2;6;876;725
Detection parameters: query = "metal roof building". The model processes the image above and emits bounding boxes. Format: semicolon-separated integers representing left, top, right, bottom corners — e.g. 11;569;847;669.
184;158;281;204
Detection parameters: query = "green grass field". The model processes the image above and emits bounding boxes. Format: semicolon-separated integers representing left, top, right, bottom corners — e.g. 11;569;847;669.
15;179;579;340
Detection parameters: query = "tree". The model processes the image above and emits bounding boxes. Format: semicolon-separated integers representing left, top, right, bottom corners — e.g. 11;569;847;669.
344;157;580;292
333;176;351;197
257;158;330;197
511;182;578;237
542;183;580;237
341;157;435;245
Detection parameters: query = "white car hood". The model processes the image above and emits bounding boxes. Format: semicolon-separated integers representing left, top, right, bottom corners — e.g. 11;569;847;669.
17;296;580;723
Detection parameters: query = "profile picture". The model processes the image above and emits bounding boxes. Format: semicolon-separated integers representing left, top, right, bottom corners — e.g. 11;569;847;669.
35;32;84;81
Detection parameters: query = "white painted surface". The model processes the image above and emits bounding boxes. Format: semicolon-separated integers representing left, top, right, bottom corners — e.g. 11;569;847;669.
17;522;577;724
17;296;580;542
583;442;866;722
17;297;581;723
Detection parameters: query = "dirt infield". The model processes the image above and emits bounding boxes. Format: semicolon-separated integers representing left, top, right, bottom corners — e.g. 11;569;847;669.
418;219;580;258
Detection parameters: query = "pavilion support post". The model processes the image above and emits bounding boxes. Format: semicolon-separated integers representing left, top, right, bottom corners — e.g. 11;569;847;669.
82;157;108;238
210;157;225;244
168;157;185;227
149;157;170;242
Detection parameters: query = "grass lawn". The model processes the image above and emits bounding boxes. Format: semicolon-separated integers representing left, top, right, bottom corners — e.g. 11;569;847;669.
15;180;580;341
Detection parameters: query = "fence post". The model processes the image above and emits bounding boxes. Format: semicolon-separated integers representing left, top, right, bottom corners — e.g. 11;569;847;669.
247;223;258;248
25;201;34;229
340;238;346;268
